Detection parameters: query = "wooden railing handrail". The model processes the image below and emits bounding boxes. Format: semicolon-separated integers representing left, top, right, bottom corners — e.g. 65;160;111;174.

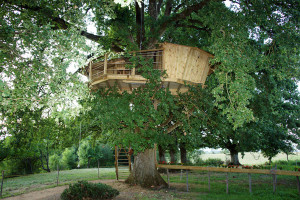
156;164;300;177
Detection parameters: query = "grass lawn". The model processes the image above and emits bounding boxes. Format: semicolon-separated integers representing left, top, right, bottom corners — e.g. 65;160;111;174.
1;168;116;198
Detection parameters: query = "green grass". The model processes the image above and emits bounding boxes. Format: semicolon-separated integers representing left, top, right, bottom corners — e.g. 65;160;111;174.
1;168;116;198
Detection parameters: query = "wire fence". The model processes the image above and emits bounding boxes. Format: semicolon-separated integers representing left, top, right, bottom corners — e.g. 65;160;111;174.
157;164;300;196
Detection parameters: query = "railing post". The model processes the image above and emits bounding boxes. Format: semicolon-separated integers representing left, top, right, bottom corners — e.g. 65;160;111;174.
89;61;92;81
104;53;108;75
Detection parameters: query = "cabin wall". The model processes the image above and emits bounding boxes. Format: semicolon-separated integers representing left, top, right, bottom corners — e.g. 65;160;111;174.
162;43;212;84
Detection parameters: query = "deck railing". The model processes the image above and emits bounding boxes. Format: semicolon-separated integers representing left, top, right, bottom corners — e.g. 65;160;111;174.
88;49;163;82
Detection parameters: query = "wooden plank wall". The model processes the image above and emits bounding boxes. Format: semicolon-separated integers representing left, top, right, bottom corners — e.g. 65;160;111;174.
162;43;213;84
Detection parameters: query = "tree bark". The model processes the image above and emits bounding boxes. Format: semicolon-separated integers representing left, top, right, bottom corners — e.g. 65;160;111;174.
179;143;188;164
229;149;240;165
125;148;167;188
169;147;177;163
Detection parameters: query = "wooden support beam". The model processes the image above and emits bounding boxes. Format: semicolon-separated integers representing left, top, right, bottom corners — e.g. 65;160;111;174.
104;54;108;75
155;164;300;176
106;81;111;89
177;84;182;93
115;80;122;91
129;83;132;92
89;61;92;80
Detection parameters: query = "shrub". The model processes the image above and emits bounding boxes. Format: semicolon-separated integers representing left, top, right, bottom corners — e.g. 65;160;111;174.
193;157;205;166
61;181;119;200
204;158;224;167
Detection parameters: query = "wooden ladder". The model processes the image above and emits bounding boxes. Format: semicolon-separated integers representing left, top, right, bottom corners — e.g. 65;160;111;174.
115;146;132;180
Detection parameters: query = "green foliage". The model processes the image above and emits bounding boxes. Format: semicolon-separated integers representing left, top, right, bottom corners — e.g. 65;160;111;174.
60;181;119;200
78;139;94;167
61;147;77;170
194;158;224;167
49;154;61;171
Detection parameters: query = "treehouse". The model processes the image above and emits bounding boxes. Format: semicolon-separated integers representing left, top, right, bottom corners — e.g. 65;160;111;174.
84;43;214;94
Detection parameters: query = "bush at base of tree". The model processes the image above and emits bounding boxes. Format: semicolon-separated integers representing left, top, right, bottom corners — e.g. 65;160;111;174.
60;181;119;200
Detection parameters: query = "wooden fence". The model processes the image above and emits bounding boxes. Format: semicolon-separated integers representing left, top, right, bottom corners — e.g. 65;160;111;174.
156;164;300;195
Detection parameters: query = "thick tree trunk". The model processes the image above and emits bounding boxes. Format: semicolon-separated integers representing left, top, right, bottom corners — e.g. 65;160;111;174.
169;148;176;163
158;145;166;163
229;149;240;165
179;143;187;164
125;148;167;188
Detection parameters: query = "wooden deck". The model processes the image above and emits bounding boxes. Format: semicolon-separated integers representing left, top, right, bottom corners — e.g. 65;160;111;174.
85;43;214;94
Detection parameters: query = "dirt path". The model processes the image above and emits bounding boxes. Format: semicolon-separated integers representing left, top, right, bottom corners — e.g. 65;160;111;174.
3;180;178;200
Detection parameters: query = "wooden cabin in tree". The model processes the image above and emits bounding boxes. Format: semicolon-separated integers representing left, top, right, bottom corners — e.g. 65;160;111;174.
85;43;214;94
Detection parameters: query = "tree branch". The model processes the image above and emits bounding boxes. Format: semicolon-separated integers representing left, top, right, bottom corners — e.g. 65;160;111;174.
7;1;124;52
149;0;219;47
166;121;183;134
176;24;210;32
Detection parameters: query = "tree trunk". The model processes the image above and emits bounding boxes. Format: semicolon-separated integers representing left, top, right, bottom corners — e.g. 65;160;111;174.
125;148;167;188
179;143;187;164
169;148;176;164
158;145;166;163
229;149;240;165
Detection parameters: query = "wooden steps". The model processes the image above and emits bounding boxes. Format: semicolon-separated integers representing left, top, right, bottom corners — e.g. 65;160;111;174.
115;146;132;180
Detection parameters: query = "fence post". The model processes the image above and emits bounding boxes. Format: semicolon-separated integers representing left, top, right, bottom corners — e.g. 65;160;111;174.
273;164;277;193
180;169;183;180
57;164;59;186
248;173;252;194
186;170;189;192
167;168;170;188
226;172;229;194
208;170;211;192
1;170;4;198
98;159;100;179
296;176;300;196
